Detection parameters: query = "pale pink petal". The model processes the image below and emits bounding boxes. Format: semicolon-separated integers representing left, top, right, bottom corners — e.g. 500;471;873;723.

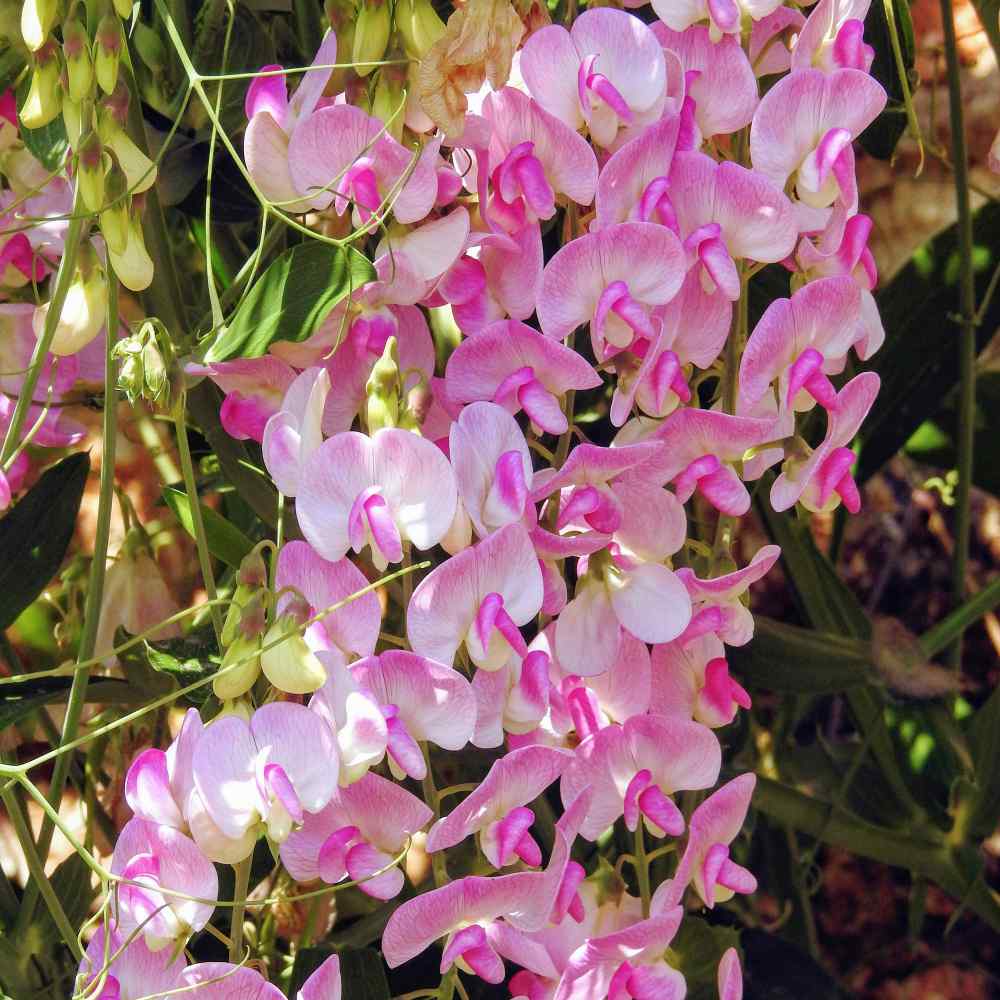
555;581;622;679
125;748;185;829
718;947;743;1000
608;562;692;644
244;112;302;207
179;963;285;1000
520;25;587;130
299;955;342;1000
192;716;258;839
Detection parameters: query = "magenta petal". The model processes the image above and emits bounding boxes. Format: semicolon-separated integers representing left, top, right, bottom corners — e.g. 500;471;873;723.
299;954;343;1000
347;841;406;899
125;748;184;829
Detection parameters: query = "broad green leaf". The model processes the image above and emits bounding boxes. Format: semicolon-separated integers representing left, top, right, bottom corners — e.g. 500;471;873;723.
116;625;219;706
204;243;375;362
0;453;89;631
859;0;916;160
729;618;871;694
289;946;390;1000
15;80;70;171
163;486;255;568
0;676;143;731
859;202;1000;482
30;853;96;947
968;683;1000;838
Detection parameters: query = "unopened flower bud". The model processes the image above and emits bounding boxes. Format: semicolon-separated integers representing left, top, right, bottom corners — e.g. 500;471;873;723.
62;15;93;102
98;110;157;194
367;69;405;141
365;335;400;432
260;613;327;694
62;96;83;148
395;0;445;59
214;634;262;701
94;14;122;95
33;258;106;356
99;162;129;254
106;211;153;291
77;130;105;212
113;0;134;19
353;0;391;76
21;0;59;52
221;549;268;646
20;42;63;130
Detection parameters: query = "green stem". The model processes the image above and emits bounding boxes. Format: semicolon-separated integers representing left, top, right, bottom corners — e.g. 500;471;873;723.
16;273;118;933
921;575;1000;658
421;745;450;887
229;856;252;962
2;786;83;960
174;391;224;642
0;186;85;464
634;825;652;918
938;0;977;670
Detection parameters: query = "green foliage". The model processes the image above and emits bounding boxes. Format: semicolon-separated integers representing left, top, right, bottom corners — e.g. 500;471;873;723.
0;453;89;631
860;0;916;160
669;919;741;1000
0;675;143;731
163;486;255;568
116;625;219;705
204;243;375;362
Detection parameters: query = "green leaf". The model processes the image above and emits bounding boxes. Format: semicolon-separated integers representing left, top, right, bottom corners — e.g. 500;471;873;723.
0;676;143;731
968;683;1000;838
116;626;219;706
858;202;1000;482
163;486;254;569
669;919;741;1000
0;453;90;631
15;80;70;171
859;0;916;160
31;853;95;946
729;618;871;694
204;243;375;362
289;946;390;1000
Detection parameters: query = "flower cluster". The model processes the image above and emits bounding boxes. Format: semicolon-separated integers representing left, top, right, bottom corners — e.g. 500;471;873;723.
76;0;888;996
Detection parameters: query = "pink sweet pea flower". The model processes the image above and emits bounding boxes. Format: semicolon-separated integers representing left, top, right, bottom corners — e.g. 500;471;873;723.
407;522;544;670
791;0;875;73
748;6;806;77
275;539;381;660
175;964;285;999
125;709;259;864
652;24;758;138
560;714;721;840
347;649;476;779
288;104;439;224
652;0;784;41
660;773;757;908
675;543;781;647
110;818;218;949
77;925;185;1000
667;151;798;302
437;225;545;334
384;792;591;982
552;906;687;1000
771;370;879;514
591;115;683;231
281;771;433;899
641;408;779;516
427;745;573;869
794;211;884;360
651;634;752;727
472;648;553;747
445;321;600;436
739;275;864;415
749;68;886;225
263;366;329;496
719;948;744;1000
297;427;458;568
186;357;297;443
481;87;599;232
244;32;340;211
537;222;686;361
520;8;668;149
449;401;534;539
192;702;339;848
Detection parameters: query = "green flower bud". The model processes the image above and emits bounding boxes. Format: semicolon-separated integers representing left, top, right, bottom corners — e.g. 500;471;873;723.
367;69;405;141
395;0;445;60
220;548;268;646
365;334;400;432
21;0;59;52
61;96;83;148
33;261;106;356
113;0;134;18
352;0;390;76
62;15;93;102
76;130;105;213
260;614;327;695
94;14;122;95
107;208;153;291
214;634;262;701
20;42;63;130
99;162;129;255
98;110;157;194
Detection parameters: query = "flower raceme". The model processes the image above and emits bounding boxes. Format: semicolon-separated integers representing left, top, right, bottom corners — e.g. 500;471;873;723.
76;2;891;996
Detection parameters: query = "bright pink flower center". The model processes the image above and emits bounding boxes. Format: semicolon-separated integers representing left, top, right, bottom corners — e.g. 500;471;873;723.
441;924;505;983
348;486;403;564
318;824;361;883
381;705;426;779
786;347;837;409
833;19;873;70
595;280;657;353
685;223;740;300
578;54;634;125
493;805;541;866
474;592;529;659
702;841;757;899
493;365;567;434
262;761;304;823
335;158;382;221
623;769;684;835
492;141;556;223
702;657;752;719
816;446;861;513
707;0;740;33
649;349;692;409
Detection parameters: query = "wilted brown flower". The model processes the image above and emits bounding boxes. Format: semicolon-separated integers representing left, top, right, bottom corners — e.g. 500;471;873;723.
417;0;524;137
